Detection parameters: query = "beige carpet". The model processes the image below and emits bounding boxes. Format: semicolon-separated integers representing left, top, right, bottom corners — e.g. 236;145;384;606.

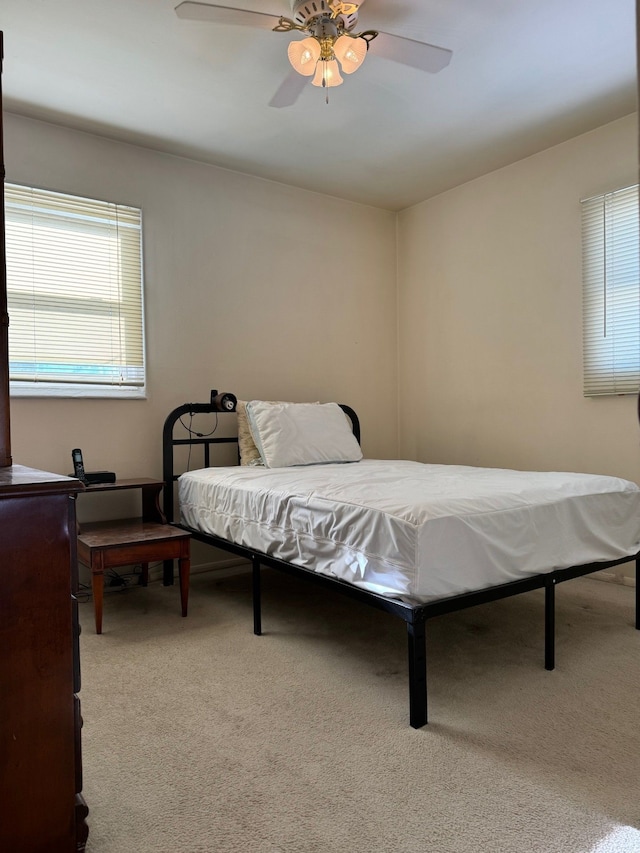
79;569;640;853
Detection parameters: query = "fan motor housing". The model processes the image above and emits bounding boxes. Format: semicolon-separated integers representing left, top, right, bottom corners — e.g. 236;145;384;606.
291;0;358;32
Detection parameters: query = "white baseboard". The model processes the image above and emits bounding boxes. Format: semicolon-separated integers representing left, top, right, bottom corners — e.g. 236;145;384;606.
147;557;250;584
588;568;636;587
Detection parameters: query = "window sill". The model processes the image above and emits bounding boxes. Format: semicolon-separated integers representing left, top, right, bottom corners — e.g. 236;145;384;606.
10;382;147;400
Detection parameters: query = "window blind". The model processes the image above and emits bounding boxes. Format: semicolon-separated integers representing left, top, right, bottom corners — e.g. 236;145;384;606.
581;184;640;397
5;183;145;397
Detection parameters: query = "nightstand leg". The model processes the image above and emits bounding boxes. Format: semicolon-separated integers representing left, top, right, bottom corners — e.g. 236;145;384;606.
91;556;104;635
140;563;149;587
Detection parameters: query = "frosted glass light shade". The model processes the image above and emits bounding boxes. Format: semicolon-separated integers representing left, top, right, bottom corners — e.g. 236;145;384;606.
288;37;321;76
311;58;343;88
333;35;367;73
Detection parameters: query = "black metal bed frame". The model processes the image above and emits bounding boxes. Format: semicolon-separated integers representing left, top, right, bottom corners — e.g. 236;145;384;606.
162;400;640;728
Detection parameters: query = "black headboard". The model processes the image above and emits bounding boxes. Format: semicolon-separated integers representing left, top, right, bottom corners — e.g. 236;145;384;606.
162;398;360;525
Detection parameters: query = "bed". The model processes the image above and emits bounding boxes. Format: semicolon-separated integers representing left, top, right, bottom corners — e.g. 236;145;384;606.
162;396;640;728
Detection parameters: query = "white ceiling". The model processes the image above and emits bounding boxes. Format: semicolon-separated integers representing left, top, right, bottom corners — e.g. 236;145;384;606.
1;0;636;211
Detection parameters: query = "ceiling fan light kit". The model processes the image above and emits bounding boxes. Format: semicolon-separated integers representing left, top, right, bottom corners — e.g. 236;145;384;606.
277;1;374;93
174;0;453;106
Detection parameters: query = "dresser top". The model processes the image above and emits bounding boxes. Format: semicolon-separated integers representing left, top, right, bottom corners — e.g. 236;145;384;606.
0;464;85;497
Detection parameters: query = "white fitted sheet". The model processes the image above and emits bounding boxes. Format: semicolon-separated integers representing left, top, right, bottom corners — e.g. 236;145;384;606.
178;460;640;604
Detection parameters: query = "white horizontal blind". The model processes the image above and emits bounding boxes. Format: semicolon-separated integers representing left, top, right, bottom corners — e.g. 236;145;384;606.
581;184;640;396
5;183;145;397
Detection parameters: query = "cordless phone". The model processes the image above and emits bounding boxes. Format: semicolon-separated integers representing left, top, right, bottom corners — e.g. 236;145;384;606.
72;448;88;482
69;449;116;484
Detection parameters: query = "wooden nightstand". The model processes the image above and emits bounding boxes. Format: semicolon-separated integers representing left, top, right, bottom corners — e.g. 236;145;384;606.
76;478;191;634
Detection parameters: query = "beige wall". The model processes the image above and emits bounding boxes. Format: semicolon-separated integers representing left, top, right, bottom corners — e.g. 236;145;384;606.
4;113;398;535
398;114;639;483
5;111;640;581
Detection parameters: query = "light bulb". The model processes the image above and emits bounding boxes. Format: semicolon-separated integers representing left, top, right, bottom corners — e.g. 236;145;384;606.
333;35;367;74
311;58;343;88
288;37;321;76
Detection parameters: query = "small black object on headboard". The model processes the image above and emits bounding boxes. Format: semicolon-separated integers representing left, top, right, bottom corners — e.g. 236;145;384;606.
210;390;237;412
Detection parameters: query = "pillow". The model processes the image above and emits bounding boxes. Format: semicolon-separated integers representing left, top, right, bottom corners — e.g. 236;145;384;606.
236;401;263;466
237;399;321;466
246;401;362;468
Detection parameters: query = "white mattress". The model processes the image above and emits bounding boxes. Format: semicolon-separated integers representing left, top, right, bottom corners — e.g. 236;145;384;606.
178;459;640;604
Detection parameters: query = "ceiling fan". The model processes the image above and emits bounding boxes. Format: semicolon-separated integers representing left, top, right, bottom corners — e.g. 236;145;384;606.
174;0;453;107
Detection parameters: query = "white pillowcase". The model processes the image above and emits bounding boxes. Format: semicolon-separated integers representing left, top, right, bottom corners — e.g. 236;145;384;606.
246;401;362;468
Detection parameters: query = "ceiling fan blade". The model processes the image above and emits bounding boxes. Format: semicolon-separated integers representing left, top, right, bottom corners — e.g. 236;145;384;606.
175;2;281;30
269;71;309;108
372;31;452;73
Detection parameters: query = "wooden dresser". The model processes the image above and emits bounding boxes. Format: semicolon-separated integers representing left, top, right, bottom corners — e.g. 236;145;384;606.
0;465;88;852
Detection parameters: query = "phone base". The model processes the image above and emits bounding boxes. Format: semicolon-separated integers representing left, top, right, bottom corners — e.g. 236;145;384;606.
69;471;116;485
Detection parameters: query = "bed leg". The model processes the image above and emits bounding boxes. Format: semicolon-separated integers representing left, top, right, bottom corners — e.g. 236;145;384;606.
162;559;174;586
407;619;427;728
545;576;555;671
252;556;262;636
636;558;639;630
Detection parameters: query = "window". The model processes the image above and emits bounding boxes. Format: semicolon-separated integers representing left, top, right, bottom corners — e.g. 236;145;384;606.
581;184;639;397
5;183;145;398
